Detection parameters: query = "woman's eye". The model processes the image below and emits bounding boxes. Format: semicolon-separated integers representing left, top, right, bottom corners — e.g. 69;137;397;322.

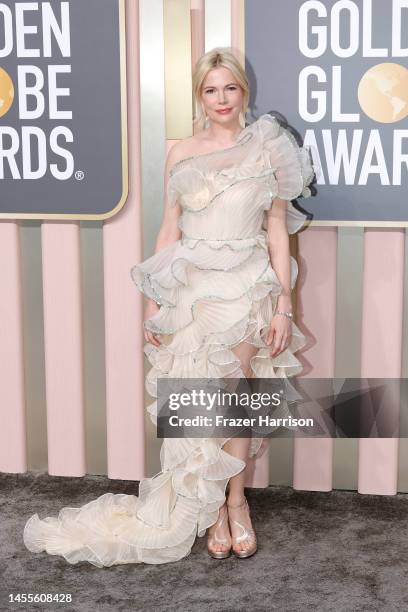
204;86;237;94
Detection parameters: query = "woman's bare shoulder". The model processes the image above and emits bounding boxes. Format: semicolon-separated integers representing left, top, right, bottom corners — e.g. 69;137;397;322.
167;133;208;169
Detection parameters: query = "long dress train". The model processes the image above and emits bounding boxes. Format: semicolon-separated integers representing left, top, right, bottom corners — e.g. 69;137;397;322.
23;113;315;566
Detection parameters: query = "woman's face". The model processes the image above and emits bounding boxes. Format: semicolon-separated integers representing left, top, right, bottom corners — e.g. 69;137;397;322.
200;67;244;126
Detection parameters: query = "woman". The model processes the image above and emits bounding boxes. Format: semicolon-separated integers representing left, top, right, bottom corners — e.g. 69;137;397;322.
23;48;314;566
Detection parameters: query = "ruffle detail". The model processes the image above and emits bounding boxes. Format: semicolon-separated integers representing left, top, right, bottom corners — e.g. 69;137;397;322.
167;113;315;235
130;233;274;308
132;234;299;336
134;232;307;458
259;114;315;201
23;437;246;566
143;280;307;422
258;114;315;233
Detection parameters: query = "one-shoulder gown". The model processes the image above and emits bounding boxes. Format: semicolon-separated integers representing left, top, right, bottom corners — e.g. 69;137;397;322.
23;114;315;566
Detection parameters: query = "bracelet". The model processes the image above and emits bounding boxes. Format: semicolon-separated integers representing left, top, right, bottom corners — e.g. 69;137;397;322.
275;310;293;320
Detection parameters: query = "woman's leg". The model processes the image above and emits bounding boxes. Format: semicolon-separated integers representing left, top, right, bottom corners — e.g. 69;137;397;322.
207;340;258;554
223;340;258;498
223;341;259;553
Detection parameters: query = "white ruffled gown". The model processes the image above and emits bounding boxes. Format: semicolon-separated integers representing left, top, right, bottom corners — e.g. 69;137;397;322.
23;114;315;566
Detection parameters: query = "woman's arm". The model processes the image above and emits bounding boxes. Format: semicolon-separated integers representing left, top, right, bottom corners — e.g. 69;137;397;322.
143;144;184;347
151;145;183;250
265;198;293;357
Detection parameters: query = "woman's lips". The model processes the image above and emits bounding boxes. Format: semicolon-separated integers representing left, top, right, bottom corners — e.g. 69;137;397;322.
216;108;232;114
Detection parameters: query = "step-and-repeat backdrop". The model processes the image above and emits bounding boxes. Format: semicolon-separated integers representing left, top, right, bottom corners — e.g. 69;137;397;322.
0;0;127;220
246;0;408;226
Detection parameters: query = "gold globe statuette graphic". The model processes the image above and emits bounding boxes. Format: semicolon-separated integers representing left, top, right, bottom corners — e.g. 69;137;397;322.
0;67;14;117
358;62;408;124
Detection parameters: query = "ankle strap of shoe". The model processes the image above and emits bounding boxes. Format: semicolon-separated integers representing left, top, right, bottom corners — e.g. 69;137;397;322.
227;497;247;509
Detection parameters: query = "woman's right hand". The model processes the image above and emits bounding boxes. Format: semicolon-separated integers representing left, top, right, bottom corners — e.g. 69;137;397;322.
143;299;162;346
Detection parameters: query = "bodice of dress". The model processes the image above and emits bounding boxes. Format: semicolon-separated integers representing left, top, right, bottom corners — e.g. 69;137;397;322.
130;114;315;312
167;113;315;243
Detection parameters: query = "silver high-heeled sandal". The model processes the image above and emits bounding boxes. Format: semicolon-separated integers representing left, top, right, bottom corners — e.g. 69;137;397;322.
227;496;257;558
207;503;232;559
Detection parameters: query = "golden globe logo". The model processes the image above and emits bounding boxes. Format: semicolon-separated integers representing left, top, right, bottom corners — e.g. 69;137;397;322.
0;65;14;115
0;2;72;180
358;63;408;123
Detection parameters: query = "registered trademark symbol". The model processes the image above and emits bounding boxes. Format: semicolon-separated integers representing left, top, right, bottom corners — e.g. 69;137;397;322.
75;170;85;181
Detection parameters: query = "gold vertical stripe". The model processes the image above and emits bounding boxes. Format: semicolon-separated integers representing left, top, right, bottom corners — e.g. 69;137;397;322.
164;0;193;138
140;0;166;258
236;0;245;62
140;0;167;476
332;227;364;490
22;223;48;471
334;228;364;376
81;222;108;474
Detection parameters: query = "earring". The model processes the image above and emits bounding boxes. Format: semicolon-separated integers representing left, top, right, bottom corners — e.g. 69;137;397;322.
200;106;210;129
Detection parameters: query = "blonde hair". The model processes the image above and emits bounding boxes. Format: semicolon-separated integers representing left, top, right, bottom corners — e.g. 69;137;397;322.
192;47;250;130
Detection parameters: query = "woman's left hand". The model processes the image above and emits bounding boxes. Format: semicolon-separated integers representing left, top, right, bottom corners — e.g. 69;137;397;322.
266;314;292;357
